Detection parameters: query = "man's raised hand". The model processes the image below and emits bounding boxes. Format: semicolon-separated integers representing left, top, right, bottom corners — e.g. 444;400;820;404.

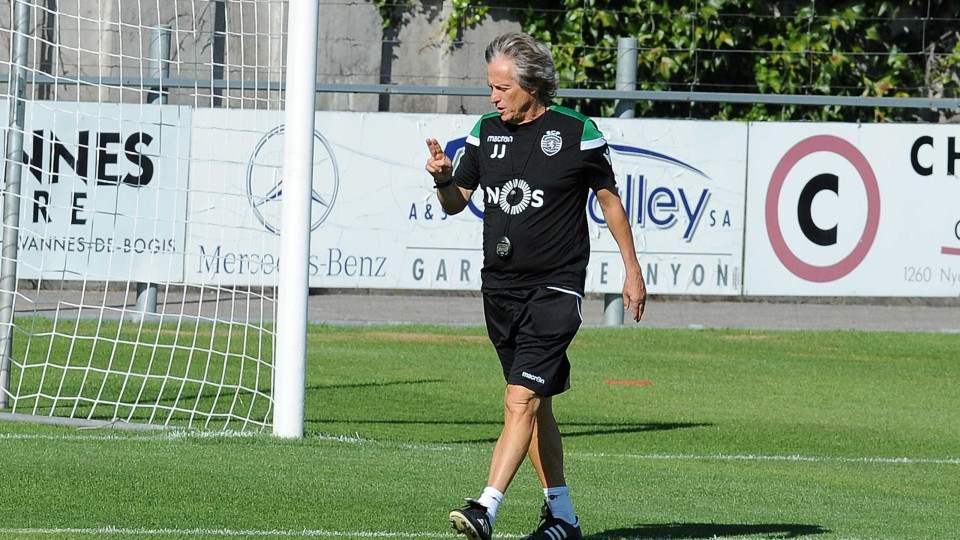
425;138;453;182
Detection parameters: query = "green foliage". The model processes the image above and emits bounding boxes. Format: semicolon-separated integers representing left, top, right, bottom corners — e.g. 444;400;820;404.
444;0;491;42
377;0;960;121
369;0;414;31
508;0;960;121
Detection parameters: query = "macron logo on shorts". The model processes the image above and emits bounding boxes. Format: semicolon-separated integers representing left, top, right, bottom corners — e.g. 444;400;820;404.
522;372;546;385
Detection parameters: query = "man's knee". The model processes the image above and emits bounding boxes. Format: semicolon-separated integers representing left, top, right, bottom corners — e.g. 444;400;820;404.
503;384;540;417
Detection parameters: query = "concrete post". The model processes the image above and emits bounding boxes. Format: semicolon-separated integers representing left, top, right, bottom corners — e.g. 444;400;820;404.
614;37;639;119
135;25;172;319
147;25;172;104
604;37;639;327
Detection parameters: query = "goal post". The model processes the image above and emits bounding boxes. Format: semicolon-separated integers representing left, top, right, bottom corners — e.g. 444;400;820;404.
0;0;313;437
0;0;30;412
274;0;319;439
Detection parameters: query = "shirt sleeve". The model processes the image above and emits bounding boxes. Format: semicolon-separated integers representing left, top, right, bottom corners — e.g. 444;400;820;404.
581;119;617;192
452;118;483;190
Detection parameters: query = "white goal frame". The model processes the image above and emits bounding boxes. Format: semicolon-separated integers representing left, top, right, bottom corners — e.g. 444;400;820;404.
0;0;315;438
273;0;317;439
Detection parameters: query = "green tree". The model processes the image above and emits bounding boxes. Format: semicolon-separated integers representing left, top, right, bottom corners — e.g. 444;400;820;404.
380;0;960;121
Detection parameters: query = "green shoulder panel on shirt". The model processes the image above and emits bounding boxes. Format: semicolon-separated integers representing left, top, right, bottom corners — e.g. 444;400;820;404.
549;105;604;142
471;112;501;138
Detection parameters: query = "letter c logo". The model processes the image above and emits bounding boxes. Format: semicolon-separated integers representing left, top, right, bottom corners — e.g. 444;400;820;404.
766;135;881;283
797;173;838;247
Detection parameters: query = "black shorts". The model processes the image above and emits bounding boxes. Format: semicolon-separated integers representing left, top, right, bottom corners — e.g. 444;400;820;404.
482;286;584;397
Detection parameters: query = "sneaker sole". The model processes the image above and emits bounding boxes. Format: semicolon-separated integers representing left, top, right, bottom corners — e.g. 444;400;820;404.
449;511;484;540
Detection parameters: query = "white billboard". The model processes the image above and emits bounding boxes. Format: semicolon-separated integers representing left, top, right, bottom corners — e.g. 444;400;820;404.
12;105;960;298
13;103;190;281
744;122;960;296
595;118;746;294
186;112;747;294
185;110;482;288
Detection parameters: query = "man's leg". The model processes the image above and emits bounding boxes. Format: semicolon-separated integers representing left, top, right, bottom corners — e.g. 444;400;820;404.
450;384;540;540
527;396;565;487
527;398;578;528
486;383;542;492
449;292;527;540
450;383;540;540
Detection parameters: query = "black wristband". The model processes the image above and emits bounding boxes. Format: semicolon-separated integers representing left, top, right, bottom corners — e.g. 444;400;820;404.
434;179;454;189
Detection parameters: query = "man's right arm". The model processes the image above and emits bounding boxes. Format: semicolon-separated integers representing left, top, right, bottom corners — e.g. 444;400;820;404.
425;137;474;215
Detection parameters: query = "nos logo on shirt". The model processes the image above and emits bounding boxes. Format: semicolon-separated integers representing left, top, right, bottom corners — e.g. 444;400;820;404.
486;179;545;215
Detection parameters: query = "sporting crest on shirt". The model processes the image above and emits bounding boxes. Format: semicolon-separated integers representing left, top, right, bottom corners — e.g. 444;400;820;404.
541;130;562;156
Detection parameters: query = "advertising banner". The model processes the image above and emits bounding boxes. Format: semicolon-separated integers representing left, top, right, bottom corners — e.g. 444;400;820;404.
13;102;190;281
595;118;746;294
185;110;482;288
186;112;747;294
744;122;960;296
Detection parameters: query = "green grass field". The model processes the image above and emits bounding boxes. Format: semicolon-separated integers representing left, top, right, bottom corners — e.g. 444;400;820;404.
1;324;958;540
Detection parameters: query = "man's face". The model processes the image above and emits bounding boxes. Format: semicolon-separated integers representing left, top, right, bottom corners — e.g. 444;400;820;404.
487;56;539;125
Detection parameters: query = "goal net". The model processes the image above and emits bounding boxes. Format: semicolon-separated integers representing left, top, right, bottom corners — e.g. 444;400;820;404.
0;0;304;433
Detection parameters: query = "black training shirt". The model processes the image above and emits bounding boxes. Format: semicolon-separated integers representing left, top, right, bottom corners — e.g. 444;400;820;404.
452;105;617;294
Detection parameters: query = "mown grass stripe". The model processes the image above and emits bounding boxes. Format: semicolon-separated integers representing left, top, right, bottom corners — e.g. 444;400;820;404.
574;451;960;466
0;528;454;538
0;528;882;540
3;431;956;466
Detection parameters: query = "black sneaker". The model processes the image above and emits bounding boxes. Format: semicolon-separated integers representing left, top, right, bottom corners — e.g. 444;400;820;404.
521;502;582;540
449;498;492;540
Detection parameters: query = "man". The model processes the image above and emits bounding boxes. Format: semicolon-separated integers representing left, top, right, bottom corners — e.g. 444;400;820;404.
425;32;646;540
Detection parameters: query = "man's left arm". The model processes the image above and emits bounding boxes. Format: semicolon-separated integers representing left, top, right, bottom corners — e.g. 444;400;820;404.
595;187;647;322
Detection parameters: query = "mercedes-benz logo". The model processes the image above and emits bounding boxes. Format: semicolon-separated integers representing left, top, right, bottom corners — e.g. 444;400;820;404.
246;124;339;235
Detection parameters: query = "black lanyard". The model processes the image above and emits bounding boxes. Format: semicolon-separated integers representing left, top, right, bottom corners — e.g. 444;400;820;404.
497;110;547;260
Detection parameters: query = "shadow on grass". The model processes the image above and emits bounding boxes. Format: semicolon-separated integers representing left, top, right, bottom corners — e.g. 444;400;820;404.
306;378;444;391
305;378;710;442
455;421;711;444
587;523;828;539
306;416;709;443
